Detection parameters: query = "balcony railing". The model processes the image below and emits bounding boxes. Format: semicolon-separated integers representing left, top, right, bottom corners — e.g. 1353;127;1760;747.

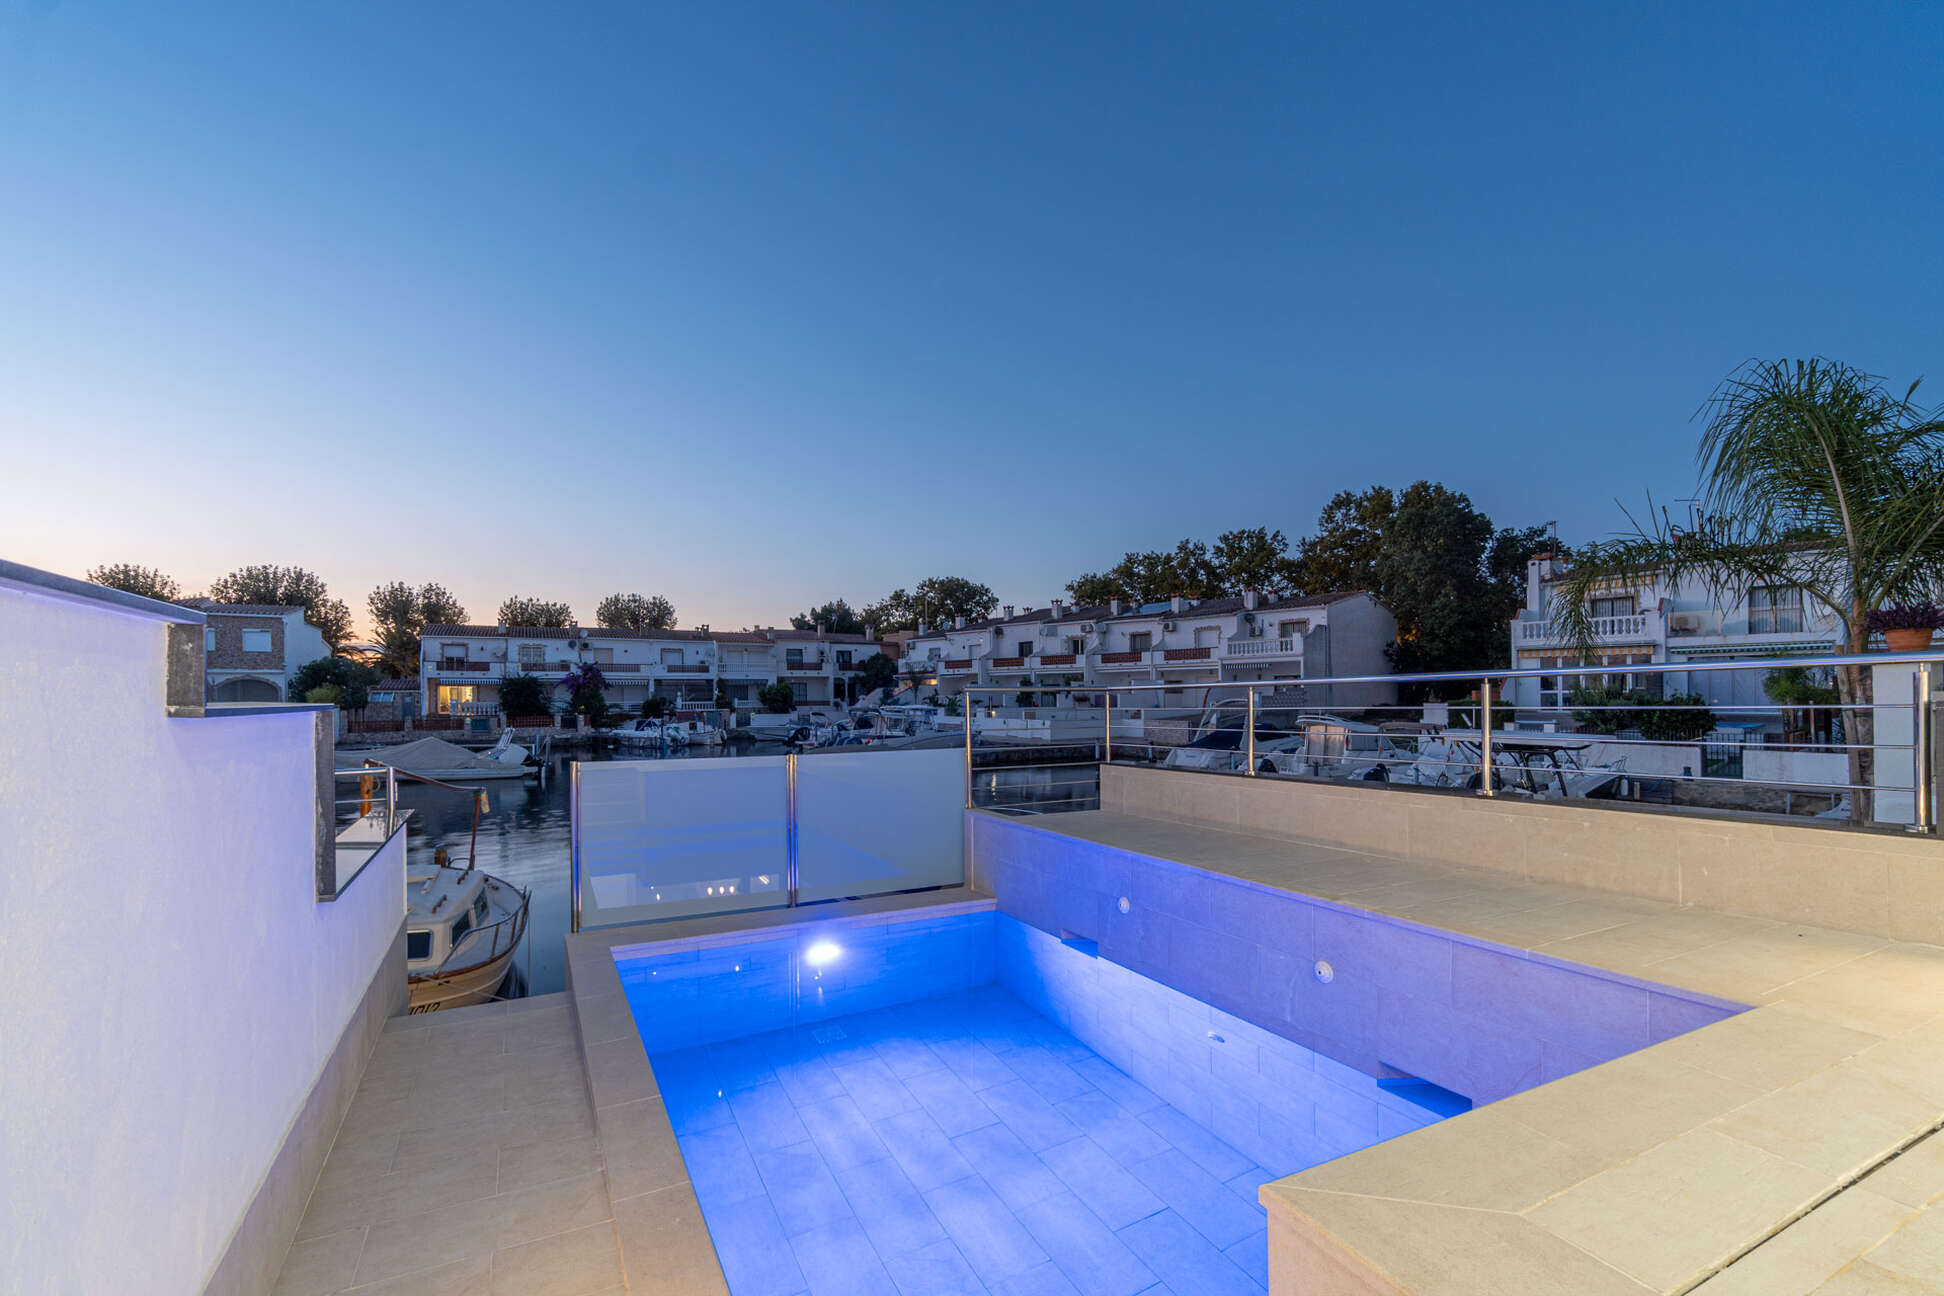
988;657;1027;669
1516;613;1654;644
1039;654;1078;667
664;663;712;673
1224;637;1302;659
1096;651;1147;667
1163;647;1214;662
435;659;490;673
941;658;974;673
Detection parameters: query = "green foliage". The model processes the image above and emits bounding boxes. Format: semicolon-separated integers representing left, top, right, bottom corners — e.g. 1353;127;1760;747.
714;681;733;710
944;694;962;716
1015;688;1036;706
857;652;899;695
1766;666;1841;743
369;581;469;678
210;565;353;648
862;577;998;632
291;656;376;710
1294;487;1395;594
1568;686;1716;741
1636;694;1717;742
86;563;181;602
641;696;670;719
304;684;343;705
791;599;865;635
596;592;676;632
1376;483;1502;678
1066;529;1301;607
758;682;795;713
1567;685;1640;734
498;672;550;717
498;596;575;628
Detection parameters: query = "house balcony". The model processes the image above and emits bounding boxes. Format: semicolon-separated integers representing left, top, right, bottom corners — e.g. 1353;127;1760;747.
1037;653;1079;668
1514;612;1662;648
1161;646;1216;664
784;660;828;674
940;658;976;675
985;656;1030;673
1093;650;1152;671
434;658;492;674
1223;636;1303;662
663;662;713;674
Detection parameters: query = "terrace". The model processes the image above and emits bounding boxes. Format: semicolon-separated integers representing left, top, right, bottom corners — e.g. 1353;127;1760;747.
18;559;1938;1296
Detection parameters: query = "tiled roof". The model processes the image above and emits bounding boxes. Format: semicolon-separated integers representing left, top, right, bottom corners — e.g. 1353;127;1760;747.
421;624;714;641
183;600;305;616
927;589;1371;637
369;678;421;693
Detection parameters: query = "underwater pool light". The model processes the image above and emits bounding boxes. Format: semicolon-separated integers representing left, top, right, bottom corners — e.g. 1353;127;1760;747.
805;940;842;967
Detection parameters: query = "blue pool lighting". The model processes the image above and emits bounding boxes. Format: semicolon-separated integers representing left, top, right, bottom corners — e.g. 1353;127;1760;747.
804;939;842;967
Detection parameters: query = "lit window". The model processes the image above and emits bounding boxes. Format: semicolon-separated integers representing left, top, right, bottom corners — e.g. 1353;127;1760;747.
241;629;272;653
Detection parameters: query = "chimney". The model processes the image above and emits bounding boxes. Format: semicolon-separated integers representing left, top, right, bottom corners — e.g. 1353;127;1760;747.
1243;588;1258;611
1170;595;1184;614
954;614;966;630
1002;605;1014;620
1110;598;1121;616
817;620;827;639
1051;599;1064;619
864;622;876;641
918;620;928;635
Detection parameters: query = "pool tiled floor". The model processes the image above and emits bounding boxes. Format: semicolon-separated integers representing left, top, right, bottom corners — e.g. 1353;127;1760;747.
653;984;1274;1296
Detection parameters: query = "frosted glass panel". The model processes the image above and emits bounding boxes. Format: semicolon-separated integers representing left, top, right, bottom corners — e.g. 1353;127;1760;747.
795;749;965;903
577;757;787;928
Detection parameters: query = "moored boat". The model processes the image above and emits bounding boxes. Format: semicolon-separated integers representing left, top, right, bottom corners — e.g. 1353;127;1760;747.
406;860;530;1012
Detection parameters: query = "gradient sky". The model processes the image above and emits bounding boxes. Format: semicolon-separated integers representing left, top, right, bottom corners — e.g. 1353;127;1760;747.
2;2;1939;636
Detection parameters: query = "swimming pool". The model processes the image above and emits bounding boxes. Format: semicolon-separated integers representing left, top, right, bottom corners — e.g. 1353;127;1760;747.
617;909;1461;1296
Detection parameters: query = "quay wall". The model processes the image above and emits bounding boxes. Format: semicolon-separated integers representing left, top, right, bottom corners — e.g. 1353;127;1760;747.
0;568;406;1295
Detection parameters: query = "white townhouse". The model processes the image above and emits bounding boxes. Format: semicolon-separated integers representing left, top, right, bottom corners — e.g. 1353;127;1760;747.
901;589;1397;708
419;623;721;719
181;601;333;703
1504;553;1848;713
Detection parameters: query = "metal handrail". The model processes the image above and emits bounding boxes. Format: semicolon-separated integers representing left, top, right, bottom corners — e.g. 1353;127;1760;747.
967;645;1944;833
429;888;529;979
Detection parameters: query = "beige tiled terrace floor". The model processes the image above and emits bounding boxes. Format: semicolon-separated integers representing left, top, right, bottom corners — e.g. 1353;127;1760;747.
1016;810;1944;1295
271;993;626;1296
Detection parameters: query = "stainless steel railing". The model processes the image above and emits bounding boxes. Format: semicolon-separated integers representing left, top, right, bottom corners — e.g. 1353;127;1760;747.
964;646;1942;832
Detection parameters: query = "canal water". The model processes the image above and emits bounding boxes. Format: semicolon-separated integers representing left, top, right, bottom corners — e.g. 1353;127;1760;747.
393;748;1099;995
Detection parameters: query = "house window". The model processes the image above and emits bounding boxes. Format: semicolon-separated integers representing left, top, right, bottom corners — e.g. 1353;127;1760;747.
1128;632;1152;653
1194;626;1220;648
1014;642;1030;658
786;648;804;665
518;643;544;666
838;650;854;667
660;647;684;665
205;628;217;652
1588;595;1636;620
1749;585;1805;634
241;629;272;653
1278;619;1309;639
1065;637;1085;655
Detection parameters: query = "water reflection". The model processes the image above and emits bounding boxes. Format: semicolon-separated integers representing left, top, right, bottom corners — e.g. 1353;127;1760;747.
392;746;1098;996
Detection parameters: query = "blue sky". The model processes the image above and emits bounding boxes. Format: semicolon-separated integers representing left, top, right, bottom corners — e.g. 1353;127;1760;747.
2;1;1939;634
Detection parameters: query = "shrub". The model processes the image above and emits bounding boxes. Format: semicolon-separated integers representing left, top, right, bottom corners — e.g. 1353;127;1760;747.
1635;692;1717;742
1867;602;1944;631
641;696;669;719
498;672;549;717
304;684;343;705
291;656;376;710
758;682;795;713
1567;685;1640;734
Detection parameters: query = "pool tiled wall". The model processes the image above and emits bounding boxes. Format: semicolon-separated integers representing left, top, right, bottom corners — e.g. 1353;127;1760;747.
971;814;1741;1104
997;915;1453;1171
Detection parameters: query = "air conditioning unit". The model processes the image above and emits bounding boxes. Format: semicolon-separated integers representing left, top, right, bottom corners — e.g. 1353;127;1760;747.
1163;620;1177;632
1670;613;1704;633
1249;623;1264;637
1080;623;1094;633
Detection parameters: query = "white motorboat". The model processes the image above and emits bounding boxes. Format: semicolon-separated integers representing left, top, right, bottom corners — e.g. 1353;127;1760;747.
406;861;531;1012
365;735;532;782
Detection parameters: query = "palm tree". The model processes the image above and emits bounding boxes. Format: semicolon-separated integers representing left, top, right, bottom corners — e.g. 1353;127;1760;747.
1552;359;1944;822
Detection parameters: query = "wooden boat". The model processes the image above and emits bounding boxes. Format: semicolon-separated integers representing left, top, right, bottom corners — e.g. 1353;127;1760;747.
406;860;530;1012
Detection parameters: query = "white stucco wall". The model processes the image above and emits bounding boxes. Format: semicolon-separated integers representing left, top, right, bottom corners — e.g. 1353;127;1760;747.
0;581;405;1294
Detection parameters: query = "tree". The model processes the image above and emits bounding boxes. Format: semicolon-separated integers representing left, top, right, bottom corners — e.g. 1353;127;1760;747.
209;565;353;649
596;592;676;632
368;581;469;678
499;672;550;718
561;662;608;721
1064;572;1126;606
640;695;670;719
714;681;734;711
1295;487;1396;595
499;596;575;628
290;656;377;710
758;682;795;713
1554;358;1944;822
1765;666;1840;746
86;563;181;602
791;599;865;635
1375;482;1501;679
1212;527;1301;596
857;652;899;696
1485;526;1564;626
863;577;998;631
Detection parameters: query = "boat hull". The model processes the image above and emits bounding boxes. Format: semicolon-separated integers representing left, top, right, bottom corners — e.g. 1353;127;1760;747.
408;947;517;1012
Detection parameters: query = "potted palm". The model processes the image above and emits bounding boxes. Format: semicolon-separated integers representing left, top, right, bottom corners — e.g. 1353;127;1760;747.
1870;602;1943;652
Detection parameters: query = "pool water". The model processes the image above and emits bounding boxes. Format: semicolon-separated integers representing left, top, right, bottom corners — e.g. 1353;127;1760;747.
618;911;1455;1296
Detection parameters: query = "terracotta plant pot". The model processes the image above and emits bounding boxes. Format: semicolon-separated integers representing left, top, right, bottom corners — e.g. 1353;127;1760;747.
1884;627;1937;652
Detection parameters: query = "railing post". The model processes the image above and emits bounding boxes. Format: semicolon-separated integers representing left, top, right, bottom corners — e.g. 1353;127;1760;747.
1477;676;1496;797
1913;666;1935;835
786;751;800;903
386;766;397;836
1104;689;1113;766
569;760;582;932
1246;686;1257;776
963;689;974;809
